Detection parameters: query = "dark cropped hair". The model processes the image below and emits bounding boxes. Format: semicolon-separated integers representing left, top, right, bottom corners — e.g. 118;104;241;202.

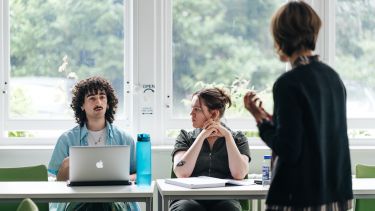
271;1;321;57
193;87;232;118
71;76;118;127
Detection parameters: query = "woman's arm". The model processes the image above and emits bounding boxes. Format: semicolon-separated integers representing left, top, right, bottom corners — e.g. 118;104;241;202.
173;126;216;178
173;131;206;178
225;134;249;179
215;124;249;180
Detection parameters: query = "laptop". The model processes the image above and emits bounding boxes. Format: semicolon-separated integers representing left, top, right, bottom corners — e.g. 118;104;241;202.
68;145;131;186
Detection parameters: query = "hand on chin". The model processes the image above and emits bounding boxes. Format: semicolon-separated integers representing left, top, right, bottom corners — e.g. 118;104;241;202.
209;129;223;138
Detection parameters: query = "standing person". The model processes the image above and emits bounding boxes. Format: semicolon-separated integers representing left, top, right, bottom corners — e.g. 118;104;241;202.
170;87;251;211
48;76;139;211
244;1;353;210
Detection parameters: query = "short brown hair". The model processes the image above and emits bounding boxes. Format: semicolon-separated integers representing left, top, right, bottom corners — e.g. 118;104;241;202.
71;76;118;126
193;87;231;118
271;1;321;57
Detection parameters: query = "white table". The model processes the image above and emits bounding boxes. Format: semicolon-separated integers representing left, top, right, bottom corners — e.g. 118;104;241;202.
157;178;375;211
156;179;268;211
0;181;154;211
353;178;375;198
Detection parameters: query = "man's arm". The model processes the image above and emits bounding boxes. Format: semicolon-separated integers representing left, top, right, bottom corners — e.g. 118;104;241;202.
56;157;69;181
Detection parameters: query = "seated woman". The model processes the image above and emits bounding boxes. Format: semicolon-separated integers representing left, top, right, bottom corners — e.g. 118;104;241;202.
170;87;251;211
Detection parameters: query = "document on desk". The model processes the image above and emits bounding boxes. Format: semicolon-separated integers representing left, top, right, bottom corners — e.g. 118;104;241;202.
165;176;255;189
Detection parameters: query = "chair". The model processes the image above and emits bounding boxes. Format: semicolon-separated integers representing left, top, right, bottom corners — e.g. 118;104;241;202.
171;167;252;211
355;164;375;211
16;198;39;211
0;165;49;211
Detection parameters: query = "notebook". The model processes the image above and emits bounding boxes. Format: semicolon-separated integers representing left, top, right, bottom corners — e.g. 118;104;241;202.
165;176;255;189
68;145;131;186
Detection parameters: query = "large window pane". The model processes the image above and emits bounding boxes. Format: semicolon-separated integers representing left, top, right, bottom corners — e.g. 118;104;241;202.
9;0;125;119
172;0;286;118
336;0;375;117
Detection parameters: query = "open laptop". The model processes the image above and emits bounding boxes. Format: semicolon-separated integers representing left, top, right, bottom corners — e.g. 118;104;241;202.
68;145;131;186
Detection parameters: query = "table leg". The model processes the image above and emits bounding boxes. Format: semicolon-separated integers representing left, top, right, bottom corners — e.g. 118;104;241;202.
257;199;262;211
145;197;152;211
157;188;162;211
163;196;169;211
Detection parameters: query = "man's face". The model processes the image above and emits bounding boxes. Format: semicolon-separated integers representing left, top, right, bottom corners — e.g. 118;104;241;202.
82;90;108;121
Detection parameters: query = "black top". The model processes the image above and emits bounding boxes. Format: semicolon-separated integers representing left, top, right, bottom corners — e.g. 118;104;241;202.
172;123;251;179
259;59;353;206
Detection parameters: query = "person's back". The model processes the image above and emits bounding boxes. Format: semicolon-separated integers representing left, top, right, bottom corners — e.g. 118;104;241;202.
267;59;352;206
243;1;353;210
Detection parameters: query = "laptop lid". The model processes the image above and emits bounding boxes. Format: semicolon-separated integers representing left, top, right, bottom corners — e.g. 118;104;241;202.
69;145;130;185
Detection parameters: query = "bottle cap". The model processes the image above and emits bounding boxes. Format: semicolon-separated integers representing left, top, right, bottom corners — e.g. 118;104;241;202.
137;133;150;142
264;155;272;159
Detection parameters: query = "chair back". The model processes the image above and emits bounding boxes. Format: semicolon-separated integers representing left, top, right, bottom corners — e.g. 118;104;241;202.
16;198;39;211
355;164;375;211
0;165;48;211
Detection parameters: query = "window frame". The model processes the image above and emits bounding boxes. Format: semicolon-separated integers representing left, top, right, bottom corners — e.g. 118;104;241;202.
1;0;375;146
0;0;134;144
160;0;375;145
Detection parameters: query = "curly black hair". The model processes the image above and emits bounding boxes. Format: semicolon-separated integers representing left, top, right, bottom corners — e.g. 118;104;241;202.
70;76;118;127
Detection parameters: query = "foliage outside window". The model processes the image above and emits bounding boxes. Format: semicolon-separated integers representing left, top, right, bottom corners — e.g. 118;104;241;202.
172;0;286;118
336;0;375;118
9;0;125;119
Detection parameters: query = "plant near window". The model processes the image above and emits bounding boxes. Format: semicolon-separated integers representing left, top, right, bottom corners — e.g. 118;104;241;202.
58;55;78;80
182;78;273;117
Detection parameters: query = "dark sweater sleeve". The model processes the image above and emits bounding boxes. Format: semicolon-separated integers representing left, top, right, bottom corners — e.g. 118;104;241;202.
259;77;303;165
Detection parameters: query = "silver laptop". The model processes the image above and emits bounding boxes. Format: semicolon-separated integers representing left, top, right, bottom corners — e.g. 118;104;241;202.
68;145;131;186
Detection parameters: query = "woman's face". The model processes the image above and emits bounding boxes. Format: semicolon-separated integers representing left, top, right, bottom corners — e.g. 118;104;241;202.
190;95;212;128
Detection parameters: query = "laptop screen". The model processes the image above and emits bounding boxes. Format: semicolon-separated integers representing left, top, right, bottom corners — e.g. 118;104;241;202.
69;146;130;182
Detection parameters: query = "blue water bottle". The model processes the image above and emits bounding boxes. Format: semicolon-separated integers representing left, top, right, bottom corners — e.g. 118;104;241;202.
262;155;272;186
136;133;152;186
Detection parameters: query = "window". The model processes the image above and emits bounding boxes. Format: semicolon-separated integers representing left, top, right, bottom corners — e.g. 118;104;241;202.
1;0;375;145
1;0;129;141
336;0;375;118
170;0;286;120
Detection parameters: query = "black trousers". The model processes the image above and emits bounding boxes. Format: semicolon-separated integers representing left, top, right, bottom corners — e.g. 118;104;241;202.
169;199;241;211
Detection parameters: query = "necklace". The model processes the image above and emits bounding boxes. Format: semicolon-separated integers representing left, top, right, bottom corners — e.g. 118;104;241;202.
94;134;103;145
88;128;106;146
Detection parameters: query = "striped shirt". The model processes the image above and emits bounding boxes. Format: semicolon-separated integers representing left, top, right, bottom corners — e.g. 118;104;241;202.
266;199;352;211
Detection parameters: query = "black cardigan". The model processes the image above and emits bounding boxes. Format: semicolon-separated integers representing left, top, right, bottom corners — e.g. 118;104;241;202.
258;60;353;207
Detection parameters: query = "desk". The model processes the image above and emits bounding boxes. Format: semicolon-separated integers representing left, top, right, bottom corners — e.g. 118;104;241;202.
0;181;154;211
156;179;268;211
157;178;375;211
353;178;375;198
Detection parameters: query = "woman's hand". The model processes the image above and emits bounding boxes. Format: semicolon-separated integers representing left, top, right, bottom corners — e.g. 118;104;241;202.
244;91;271;123
199;119;219;139
202;119;231;138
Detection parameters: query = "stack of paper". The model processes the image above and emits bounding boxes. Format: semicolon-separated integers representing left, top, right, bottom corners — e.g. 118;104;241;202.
165;176;255;189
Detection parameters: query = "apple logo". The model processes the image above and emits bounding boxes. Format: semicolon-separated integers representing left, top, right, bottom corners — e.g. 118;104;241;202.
96;160;104;169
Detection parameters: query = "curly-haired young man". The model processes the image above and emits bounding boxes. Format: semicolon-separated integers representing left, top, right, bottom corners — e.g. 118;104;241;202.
48;76;139;211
